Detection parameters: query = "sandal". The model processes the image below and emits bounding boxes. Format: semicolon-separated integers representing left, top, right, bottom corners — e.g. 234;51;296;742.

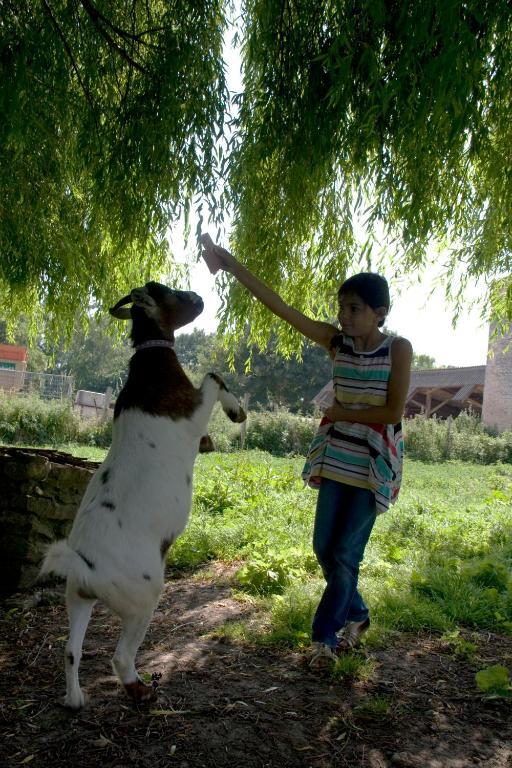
336;617;370;652
309;642;337;670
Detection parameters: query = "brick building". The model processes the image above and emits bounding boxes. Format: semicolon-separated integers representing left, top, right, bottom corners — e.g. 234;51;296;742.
481;324;512;433
0;343;28;392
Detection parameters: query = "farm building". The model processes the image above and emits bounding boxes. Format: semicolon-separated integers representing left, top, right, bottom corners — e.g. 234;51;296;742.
406;322;512;433
405;366;485;420
0;344;27;392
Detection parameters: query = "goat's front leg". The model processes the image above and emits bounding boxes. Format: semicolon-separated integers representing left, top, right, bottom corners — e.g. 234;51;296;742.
208;373;247;424
191;374;246;438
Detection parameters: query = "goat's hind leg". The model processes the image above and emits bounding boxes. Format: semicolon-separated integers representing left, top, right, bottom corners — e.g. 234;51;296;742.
112;608;156;703
64;583;96;709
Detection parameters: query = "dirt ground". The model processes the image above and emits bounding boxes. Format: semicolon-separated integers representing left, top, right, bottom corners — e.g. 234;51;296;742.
1;564;511;768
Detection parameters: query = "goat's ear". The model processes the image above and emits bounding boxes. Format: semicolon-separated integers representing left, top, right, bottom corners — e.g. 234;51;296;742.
109;294;133;320
110;306;132;320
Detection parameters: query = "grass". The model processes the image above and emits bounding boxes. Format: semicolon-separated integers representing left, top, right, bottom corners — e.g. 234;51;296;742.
15;443;512;649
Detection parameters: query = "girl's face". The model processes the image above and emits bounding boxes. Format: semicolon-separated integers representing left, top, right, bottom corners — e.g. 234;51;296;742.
337;291;387;337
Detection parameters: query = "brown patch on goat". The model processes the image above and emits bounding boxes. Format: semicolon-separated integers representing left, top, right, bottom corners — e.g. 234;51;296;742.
114;348;203;420
123;680;156;703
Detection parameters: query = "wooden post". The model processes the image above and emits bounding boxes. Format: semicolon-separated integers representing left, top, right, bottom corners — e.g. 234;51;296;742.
102;386;113;422
240;393;250;449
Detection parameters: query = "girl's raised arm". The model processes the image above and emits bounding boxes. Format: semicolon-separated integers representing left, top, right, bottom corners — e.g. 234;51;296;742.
204;241;337;351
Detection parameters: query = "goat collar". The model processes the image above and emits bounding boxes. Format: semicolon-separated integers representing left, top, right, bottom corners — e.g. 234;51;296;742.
134;340;175;351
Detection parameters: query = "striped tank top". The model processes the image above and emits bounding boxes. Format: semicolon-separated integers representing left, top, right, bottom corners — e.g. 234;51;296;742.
302;333;404;514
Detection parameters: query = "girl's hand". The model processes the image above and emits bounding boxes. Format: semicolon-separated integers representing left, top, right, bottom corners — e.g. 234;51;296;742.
323;402;346;422
211;244;238;273
200;234;239;274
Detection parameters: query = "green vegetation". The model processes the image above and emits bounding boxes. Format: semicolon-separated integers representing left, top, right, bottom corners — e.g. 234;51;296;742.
0;393;112;448
2;393;512;465
168;454;512;651
24;441;509;650
475;665;512;697
0;318;442;412
5;432;510;684
404;412;512;464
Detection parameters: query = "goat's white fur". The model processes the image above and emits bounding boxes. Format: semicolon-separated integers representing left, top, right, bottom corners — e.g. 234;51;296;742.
40;285;245;709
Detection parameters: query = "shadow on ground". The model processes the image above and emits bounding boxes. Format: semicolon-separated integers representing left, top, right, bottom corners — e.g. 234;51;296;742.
1;564;511;768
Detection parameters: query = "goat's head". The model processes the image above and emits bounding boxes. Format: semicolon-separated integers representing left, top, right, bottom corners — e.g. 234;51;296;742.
109;282;204;344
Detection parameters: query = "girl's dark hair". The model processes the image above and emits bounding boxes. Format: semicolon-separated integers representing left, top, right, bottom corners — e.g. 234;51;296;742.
338;273;390;327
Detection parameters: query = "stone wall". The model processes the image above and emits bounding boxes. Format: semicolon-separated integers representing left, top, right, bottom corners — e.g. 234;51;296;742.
0;448;99;596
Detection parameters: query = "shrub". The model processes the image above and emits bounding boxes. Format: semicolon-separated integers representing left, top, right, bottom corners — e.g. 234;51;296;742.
243;410;317;456
403;413;512;464
0;392;79;445
76;417;113;448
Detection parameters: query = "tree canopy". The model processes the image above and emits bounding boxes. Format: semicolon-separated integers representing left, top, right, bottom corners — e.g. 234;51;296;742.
1;1;511;349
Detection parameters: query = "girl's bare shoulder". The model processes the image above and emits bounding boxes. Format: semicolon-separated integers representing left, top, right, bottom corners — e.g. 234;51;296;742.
390;336;413;364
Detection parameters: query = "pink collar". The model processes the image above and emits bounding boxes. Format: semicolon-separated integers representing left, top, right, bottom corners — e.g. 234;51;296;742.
135;340;175;351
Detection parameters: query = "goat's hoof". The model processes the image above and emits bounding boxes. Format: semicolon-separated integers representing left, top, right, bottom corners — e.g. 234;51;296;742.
228;407;246;424
199;435;215;453
124;679;157;704
63;691;86;710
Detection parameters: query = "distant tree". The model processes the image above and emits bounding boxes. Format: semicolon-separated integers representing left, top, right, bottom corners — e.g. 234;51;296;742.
176;329;331;413
47;318;131;393
174;330;212;372
411;353;437;370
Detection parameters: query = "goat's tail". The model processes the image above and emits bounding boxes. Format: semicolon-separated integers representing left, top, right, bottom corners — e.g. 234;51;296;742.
39;540;93;586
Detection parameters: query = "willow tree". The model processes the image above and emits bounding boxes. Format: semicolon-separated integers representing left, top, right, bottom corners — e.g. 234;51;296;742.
0;0;227;335
1;1;511;348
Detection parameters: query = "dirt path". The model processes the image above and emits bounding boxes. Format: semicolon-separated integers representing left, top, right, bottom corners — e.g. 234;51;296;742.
1;565;511;768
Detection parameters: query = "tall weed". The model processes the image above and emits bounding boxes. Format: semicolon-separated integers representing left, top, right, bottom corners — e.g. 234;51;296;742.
243;410;317;456
404;413;512;464
0;392;79;444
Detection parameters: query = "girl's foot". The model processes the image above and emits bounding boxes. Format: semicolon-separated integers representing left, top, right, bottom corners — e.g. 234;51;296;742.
337;617;370;652
309;642;336;670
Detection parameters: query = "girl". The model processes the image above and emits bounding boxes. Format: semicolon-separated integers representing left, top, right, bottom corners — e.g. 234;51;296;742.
203;241;412;669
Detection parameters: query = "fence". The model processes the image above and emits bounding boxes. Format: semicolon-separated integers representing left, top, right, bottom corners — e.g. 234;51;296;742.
0;369;74;401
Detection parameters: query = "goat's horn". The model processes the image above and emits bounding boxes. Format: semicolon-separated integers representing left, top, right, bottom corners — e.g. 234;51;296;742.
109;294;133;320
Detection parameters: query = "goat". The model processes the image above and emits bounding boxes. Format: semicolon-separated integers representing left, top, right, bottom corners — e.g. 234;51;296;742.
40;281;246;709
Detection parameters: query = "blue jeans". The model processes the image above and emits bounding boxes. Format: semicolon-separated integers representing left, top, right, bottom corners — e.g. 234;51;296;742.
312;478;376;648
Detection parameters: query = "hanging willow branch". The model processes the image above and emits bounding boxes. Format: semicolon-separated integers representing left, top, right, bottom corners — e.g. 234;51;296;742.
0;0;511;348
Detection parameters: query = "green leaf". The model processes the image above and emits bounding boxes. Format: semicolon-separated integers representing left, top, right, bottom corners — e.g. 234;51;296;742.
475;665;511;695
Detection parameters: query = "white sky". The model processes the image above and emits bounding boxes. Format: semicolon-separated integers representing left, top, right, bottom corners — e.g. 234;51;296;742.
175;20;491;369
